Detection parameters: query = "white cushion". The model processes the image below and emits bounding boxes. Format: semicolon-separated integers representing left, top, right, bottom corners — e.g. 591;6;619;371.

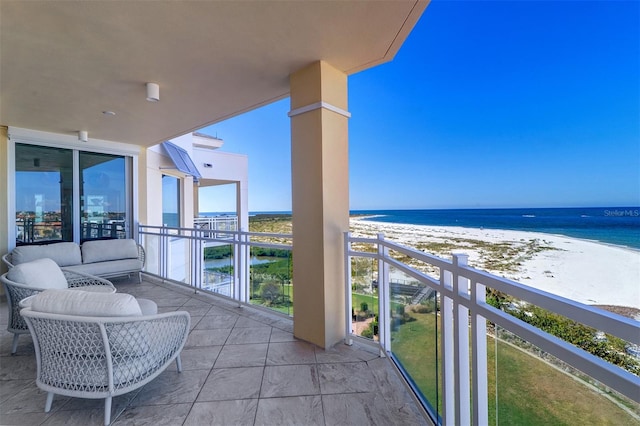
82;239;139;264
29;289;143;317
11;242;82;267
136;298;158;315
6;258;68;289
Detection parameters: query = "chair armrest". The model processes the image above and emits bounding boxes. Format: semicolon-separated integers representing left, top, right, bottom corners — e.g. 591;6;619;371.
105;311;190;390
61;269;116;290
2;253;14;269
137;244;146;268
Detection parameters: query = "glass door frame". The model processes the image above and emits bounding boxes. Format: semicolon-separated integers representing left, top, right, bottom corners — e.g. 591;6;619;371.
7;128;138;250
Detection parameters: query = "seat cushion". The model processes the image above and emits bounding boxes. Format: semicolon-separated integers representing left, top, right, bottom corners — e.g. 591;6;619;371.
28;289;143;317
81;239;139;264
11;242;82;267
6;258;68;289
64;259;143;277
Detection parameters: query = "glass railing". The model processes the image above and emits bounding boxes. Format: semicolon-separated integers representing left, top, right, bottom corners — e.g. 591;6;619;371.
344;232;640;425
138;224;292;316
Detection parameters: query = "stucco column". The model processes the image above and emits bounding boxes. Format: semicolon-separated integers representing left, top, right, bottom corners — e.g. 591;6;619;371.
289;61;350;348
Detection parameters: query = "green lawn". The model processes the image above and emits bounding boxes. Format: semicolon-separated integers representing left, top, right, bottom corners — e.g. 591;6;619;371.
391;310;640;425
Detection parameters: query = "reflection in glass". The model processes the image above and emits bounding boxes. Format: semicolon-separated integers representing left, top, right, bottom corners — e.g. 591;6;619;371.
80;152;126;241
162;175;180;228
15;144;73;244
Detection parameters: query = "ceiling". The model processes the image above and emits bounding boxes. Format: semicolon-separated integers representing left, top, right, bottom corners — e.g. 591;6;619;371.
1;1;428;148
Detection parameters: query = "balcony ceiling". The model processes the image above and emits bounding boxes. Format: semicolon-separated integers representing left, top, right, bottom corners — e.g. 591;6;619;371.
0;1;427;147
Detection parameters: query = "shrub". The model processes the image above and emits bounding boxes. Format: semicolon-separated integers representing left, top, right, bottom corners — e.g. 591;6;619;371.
260;282;281;306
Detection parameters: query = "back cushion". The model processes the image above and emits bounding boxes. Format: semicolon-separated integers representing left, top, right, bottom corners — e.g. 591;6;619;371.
11;242;82;267
82;239;139;264
27;289;149;357
29;289;142;317
6;258;67;289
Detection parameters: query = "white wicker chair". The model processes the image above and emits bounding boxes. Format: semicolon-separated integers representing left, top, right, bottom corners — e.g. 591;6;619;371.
1;267;115;354
21;292;190;426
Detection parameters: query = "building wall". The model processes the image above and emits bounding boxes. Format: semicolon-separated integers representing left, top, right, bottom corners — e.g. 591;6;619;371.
0;126;8;278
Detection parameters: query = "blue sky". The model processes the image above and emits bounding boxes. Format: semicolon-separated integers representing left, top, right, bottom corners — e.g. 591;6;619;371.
199;0;640;213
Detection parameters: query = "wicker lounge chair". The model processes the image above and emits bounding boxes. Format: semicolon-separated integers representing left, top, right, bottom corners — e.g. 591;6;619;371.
0;258;116;354
20;289;190;425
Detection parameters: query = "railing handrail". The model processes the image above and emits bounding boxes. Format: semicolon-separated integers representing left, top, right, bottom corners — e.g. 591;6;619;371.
347;234;638;344
345;231;640;421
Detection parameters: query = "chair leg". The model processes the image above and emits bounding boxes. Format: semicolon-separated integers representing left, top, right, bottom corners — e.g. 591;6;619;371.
175;354;182;373
11;334;19;355
45;392;54;412
104;396;112;425
138;271;142;283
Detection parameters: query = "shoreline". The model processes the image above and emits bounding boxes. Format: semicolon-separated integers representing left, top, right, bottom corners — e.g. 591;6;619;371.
349;218;640;311
350;214;640;253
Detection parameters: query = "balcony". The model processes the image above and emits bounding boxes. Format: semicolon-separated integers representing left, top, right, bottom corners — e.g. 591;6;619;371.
193;216;238;240
0;275;428;425
2;225;638;425
137;225;639;424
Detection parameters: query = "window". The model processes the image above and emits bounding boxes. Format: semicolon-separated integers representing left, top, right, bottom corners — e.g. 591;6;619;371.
162;175;180;227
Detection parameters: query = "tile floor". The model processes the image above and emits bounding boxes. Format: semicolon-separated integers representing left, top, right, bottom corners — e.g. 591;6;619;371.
0;276;430;426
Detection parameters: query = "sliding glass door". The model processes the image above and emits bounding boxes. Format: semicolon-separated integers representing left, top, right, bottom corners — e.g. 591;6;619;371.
15;144;74;243
14;143;131;245
80;152;127;241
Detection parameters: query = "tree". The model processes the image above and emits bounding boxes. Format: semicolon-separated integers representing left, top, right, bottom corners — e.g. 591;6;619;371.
260;282;281;306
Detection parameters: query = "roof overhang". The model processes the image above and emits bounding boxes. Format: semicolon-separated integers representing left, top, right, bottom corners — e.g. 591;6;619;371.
0;1;428;147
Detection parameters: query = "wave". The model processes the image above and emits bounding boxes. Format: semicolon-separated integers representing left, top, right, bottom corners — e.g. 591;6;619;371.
522;214;536;218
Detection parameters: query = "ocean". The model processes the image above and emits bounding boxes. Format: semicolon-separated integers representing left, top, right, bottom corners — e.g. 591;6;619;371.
201;207;640;250
351;207;640;250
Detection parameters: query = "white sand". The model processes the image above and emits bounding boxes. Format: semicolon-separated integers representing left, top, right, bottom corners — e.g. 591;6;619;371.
350;219;640;309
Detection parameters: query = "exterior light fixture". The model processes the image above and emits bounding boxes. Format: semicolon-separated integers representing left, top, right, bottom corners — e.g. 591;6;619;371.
146;82;160;102
78;130;88;142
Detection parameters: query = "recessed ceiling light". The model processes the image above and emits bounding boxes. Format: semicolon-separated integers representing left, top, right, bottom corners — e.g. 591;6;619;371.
102;111;116;116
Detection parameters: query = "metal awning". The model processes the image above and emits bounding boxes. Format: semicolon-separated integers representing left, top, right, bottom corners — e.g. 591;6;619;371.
161;141;202;183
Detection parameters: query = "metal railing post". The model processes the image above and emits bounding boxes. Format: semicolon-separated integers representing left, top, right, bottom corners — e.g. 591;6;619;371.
472;276;488;426
453;253;471;426
377;233;390;356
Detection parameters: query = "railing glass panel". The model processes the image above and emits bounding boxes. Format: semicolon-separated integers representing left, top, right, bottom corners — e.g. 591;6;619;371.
249;246;293;316
351;256;379;340
492;325;640;425
203;243;235;297
344;232;639;425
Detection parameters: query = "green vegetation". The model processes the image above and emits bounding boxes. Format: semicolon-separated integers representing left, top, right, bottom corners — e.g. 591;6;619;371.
204;245;233;260
486;294;640;375
391;306;640;425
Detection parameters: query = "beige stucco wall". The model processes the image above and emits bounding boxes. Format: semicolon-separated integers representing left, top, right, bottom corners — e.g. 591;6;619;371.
290;61;349;348
141;150;195;223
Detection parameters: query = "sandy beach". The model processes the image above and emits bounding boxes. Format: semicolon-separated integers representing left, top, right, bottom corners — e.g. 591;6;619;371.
350;219;640;310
